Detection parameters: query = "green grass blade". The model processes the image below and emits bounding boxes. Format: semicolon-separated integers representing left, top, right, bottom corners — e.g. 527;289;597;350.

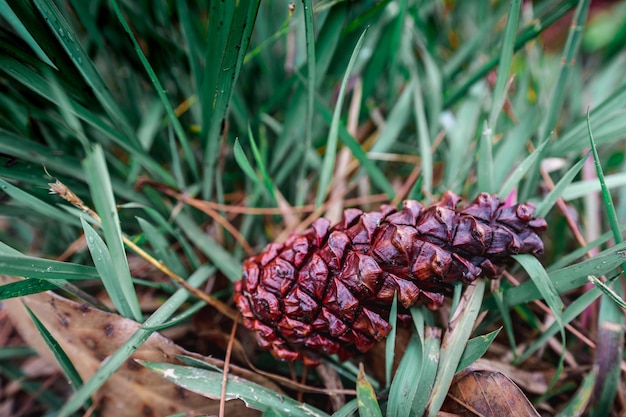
497;139;548;199
0;346;36;360
297;0;316;192
356;364;382;417
84;145;141;321
315;28;368;208
0;177;80;227
142;362;330;417
387;334;424;417
535;152;590;218
24;304;84;392
410;327;440;417
0;279;56;300
234;137;264;190
588;275;626;308
456;328;501;372
555;368;596;417
109;0;198;181
412;69;433;195
33;0;137;143
81;216;137;319
384;293;398;389
136;217;187;278
586;114;625;417
488;0;521;126
0;254;98;280
426;280;485;416
57;265;214;417
247;126;277;200
174;211;241;282
516;287;602;364
0;0;55;67
201;1;261;200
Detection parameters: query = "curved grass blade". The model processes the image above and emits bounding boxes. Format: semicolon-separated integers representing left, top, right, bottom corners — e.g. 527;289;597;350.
516;286;602;364
141;362;330;417
514;254;565;387
502;240;626;306
84;145;141;321
315;28;368;208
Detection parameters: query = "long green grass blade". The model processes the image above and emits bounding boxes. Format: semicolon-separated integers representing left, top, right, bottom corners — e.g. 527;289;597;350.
201;1;261;200
426;280;485;416
316;28;368;208
84;145;141;321
488;0;521;126
109;0;198;181
24;305;84;393
33;0;136;143
387;334;423;417
0;0;55;67
535;153;589;218
586;114;625;417
0;278;56;300
142;362;330;417
0;254;98;280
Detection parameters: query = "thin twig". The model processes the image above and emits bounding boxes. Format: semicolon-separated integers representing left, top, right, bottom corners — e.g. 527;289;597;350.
220;315;239;417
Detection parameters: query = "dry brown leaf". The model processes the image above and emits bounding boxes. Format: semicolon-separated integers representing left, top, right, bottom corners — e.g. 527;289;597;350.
2;276;261;417
445;369;541;417
469;358;548;394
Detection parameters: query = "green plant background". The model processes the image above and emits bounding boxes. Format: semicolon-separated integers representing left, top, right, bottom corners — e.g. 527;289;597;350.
1;0;625;416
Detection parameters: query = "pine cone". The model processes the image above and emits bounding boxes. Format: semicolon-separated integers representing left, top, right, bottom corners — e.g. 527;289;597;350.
234;191;546;366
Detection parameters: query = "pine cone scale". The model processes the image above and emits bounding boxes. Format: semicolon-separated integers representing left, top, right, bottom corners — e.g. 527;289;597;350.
234;191;546;365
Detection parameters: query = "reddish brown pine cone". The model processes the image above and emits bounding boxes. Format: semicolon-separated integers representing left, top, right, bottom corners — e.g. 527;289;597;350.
234;191;546;366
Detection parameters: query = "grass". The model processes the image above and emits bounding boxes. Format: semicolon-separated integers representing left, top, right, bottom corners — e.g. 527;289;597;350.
1;0;626;416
